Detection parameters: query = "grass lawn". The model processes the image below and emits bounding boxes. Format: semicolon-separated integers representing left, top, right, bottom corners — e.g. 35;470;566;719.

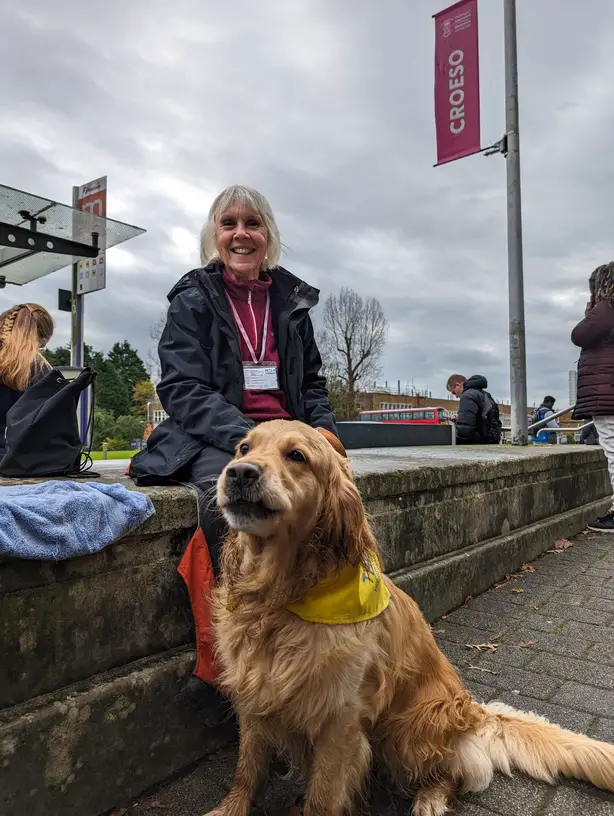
90;450;137;460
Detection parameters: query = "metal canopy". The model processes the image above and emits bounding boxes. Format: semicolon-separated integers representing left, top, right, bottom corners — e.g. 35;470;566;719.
0;184;145;285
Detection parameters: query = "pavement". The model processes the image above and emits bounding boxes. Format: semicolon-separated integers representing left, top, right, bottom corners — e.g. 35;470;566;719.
118;528;614;816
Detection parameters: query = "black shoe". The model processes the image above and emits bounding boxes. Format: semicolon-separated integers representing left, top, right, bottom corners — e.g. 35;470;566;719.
175;676;233;728
587;513;614;532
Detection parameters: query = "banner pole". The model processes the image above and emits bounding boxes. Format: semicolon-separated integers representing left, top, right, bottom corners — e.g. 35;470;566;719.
70;184;88;444
70;185;83;369
504;0;528;445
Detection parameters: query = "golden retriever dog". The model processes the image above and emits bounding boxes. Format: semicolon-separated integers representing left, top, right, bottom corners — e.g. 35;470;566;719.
205;420;614;816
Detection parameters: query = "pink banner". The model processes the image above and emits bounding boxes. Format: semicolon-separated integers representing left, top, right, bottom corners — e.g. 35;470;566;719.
434;0;480;166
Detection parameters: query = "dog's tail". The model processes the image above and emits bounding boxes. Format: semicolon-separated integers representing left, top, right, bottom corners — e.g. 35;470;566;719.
454;701;614;793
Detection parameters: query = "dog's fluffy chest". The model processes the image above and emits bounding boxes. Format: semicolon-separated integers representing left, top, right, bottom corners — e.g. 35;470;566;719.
215;590;378;726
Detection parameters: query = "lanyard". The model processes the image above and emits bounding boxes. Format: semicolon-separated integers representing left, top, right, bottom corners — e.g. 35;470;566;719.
228;292;270;365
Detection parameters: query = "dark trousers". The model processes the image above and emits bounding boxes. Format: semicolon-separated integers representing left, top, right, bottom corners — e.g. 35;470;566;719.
174;445;233;575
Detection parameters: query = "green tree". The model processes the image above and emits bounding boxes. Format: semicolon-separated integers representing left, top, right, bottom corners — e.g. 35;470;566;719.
114;415;145;449
84;344;97;367
107;341;148;395
43;345;70;366
92;410;117;451
83;345;128;418
104;437;125;452
131;379;156;418
94;358;131;418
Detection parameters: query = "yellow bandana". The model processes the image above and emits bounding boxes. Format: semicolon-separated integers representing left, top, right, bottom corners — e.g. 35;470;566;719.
286;552;390;624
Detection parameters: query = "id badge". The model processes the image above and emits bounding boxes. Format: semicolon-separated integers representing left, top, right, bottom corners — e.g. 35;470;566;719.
243;362;279;391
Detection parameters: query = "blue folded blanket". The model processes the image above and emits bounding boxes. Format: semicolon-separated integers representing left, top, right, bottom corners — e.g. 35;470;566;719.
0;481;155;560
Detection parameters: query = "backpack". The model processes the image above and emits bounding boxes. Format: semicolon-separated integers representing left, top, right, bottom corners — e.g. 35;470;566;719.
480;391;502;444
0;367;97;477
529;406;543;427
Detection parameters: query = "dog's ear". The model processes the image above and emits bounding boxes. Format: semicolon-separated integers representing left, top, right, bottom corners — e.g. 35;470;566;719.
318;459;372;565
316;427;347;458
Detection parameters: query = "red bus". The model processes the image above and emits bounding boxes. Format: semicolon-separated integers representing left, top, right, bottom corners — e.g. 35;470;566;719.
358;407;450;425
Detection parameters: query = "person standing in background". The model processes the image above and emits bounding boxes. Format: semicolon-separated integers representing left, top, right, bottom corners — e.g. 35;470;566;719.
446;373;502;445
529;396;558;444
572;262;614;531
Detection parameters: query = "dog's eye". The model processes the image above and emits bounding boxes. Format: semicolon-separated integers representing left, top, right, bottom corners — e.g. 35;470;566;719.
286;449;306;463
239;443;250;456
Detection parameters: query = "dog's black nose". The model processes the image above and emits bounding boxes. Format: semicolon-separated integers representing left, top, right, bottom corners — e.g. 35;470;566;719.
225;461;262;487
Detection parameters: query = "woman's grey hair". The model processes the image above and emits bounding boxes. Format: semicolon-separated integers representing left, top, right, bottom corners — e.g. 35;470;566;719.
199;185;281;270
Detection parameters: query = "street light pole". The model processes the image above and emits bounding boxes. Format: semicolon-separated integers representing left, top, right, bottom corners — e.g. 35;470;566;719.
503;0;528;444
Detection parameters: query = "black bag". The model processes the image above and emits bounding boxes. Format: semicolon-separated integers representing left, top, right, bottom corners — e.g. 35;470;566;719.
480;391;502;444
0;367;97;478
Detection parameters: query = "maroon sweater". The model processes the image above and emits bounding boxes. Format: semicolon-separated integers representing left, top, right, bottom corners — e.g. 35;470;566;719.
223;269;292;422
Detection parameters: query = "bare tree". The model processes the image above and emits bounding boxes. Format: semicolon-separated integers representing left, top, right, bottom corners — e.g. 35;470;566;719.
319;287;388;419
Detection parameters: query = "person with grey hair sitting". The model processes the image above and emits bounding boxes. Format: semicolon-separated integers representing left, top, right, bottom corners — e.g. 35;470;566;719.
129;185;338;724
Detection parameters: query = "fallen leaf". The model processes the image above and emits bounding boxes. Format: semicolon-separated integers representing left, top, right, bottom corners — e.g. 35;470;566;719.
467;665;498;675
465;643;499;653
510;588;525;594
463;595;474;608
441;614;450;619
431;628;445;635
509;640;538;649
553;538;573;550
520;563;536;573
545;549;563;555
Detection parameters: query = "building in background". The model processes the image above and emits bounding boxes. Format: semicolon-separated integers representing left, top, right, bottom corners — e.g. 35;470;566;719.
355;388;511;419
143;399;168;441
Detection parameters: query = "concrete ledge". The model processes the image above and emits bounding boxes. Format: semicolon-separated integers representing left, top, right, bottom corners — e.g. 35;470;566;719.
0;444;610;816
1;448;609;707
391;496;610;620
0;647;233;816
0;527;195;708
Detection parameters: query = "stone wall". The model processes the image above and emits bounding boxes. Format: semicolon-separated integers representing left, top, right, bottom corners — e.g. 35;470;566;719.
0;445;609;816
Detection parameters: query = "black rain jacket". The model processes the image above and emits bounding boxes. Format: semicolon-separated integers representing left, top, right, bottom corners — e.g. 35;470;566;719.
129;262;336;484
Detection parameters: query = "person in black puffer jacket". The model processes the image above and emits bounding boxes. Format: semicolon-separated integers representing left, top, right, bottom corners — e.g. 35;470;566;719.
447;373;502;444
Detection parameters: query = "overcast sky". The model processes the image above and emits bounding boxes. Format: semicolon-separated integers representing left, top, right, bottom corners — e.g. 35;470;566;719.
1;0;611;407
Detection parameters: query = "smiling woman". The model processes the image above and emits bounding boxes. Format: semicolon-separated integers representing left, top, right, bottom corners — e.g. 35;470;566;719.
128;184;339;725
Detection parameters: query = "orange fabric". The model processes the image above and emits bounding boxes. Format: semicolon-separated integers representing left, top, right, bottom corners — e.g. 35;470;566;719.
177;527;219;685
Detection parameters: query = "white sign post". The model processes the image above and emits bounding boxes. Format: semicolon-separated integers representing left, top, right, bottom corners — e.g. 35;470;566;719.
76;176;107;295
71;175;108;444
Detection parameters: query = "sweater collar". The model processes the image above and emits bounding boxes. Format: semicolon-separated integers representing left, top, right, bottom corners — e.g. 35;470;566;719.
222;267;272;303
